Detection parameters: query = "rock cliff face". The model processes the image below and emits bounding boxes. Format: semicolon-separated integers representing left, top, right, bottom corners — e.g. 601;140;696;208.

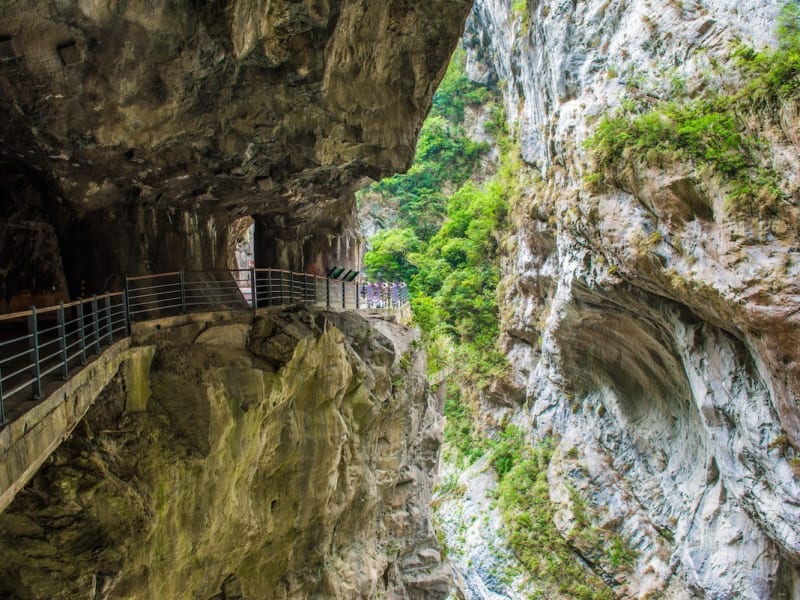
457;0;800;598
0;307;449;599
0;0;470;304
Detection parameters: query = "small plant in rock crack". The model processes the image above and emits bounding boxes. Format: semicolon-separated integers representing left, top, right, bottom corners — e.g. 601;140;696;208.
768;433;790;452
434;473;465;498
399;350;412;371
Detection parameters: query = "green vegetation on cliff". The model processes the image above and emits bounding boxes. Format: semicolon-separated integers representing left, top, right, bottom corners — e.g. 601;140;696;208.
491;427;634;600
442;387;489;467
584;1;800;215
362;48;509;381
364;49;491;242
491;430;607;600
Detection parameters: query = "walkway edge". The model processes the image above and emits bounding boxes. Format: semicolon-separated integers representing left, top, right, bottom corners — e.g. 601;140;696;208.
0;339;153;514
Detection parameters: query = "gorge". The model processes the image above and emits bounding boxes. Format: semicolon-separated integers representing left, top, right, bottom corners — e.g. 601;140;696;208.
1;0;799;599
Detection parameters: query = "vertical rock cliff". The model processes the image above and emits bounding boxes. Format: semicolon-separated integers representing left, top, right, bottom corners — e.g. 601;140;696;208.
0;308;449;599
447;0;800;598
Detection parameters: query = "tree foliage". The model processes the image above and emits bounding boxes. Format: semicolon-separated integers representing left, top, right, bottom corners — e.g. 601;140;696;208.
362;228;421;282
361;48;494;242
362;47;509;381
411;182;507;357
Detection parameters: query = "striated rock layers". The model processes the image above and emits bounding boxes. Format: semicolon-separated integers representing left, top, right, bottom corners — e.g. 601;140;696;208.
0;307;449;599
0;0;470;304
461;0;800;598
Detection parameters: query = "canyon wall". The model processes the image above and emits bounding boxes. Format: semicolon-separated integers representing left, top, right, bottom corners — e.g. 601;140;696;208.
454;0;800;597
0;308;449;599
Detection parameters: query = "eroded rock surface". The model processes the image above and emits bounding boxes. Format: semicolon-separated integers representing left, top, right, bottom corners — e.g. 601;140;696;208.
0;307;449;599
0;0;471;302
451;0;800;598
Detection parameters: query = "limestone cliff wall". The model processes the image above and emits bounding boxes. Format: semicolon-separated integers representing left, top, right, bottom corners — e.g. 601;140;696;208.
460;0;800;598
0;308;448;599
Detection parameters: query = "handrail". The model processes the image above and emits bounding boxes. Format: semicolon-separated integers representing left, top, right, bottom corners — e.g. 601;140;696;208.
0;268;409;425
125;271;181;281
0;292;124;321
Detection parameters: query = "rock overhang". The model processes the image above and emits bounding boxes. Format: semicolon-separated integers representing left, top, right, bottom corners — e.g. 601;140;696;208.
0;0;472;297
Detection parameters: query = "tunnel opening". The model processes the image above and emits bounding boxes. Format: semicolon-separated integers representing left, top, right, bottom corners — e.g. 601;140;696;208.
227;216;254;273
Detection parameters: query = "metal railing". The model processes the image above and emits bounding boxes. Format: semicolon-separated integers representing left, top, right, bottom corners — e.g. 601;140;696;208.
0;269;408;424
126;271;251;320
126;269;408;319
0;293;128;422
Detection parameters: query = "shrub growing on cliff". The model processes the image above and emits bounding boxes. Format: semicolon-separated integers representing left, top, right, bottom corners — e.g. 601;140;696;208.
491;428;615;600
584;1;799;215
443;388;490;466
432;48;494;123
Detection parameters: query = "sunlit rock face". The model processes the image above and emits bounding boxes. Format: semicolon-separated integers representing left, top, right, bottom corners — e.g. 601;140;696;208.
0;0;470;301
460;0;800;598
0;307;449;599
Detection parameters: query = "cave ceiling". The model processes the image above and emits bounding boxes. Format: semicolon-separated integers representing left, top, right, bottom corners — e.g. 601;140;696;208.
0;0;472;227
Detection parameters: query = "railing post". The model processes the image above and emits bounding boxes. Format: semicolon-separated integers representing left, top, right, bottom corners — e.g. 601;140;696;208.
122;284;131;336
267;269;273;307
250;267;257;309
92;296;101;353
124;276;133;324
0;364;4;424
179;271;187;314
77;299;87;365
326;278;330;309
289;271;294;304
57;302;69;379
28;306;41;399
105;295;113;344
341;280;346;309
355;281;359;309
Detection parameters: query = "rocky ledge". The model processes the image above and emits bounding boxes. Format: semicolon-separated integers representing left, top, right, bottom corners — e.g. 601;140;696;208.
0;307;449;599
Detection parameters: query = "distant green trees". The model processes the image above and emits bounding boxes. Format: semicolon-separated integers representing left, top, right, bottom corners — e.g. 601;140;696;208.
360;47;508;379
364;48;492;243
411;182;507;366
363;228;421;282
